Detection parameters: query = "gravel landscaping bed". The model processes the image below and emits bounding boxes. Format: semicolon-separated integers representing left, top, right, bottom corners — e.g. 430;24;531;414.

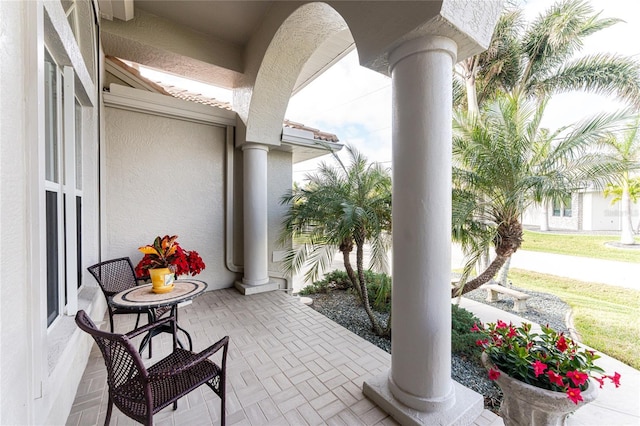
463;285;570;334
305;286;570;411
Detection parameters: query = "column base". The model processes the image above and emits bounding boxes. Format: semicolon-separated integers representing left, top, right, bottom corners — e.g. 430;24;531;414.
363;372;484;426
234;281;280;295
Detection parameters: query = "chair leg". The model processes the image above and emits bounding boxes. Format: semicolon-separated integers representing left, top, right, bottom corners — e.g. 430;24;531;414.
147;312;153;358
220;374;226;426
104;396;113;426
108;311;115;333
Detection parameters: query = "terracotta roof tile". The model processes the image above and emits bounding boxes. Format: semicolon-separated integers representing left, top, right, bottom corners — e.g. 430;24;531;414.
284;119;339;142
106;56;232;110
107;57;338;142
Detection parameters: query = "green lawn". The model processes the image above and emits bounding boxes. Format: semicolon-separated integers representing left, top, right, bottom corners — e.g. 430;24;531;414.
521;230;640;263
508;268;640;370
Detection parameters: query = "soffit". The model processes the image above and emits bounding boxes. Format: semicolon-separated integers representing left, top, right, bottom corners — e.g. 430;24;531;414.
102;0;354;93
134;1;273;46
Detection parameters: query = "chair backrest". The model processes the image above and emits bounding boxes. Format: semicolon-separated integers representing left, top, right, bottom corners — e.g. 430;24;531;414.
87;257;138;298
75;310;148;392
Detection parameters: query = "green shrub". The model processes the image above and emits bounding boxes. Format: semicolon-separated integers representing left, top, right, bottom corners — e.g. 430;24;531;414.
451;304;483;361
299;269;392;312
298;270;352;295
365;271;391;312
302;271;483;362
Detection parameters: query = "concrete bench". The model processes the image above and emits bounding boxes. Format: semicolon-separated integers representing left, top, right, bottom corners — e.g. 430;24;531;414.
480;283;530;312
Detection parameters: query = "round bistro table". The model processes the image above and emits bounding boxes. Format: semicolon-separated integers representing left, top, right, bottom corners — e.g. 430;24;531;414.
111;279;208;353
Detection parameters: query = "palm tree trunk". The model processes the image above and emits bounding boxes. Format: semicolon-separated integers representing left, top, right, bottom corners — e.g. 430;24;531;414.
496;256;511;286
452;254;509;297
356;241;385;336
477;249;491;275
465;72;479;116
540;200;550;232
342;249;362;300
621;181;636;244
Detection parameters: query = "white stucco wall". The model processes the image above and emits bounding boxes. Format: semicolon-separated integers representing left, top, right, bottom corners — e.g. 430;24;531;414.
1;1;34;423
104;107;237;289
583;191;640;232
524;192;640;232
1;1;103;424
267;150;293;283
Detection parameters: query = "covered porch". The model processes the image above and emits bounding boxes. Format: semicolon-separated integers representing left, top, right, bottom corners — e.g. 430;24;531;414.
1;1;507;424
66;289;501;425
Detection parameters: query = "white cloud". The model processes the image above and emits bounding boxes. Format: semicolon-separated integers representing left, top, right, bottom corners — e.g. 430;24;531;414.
286;51;392;174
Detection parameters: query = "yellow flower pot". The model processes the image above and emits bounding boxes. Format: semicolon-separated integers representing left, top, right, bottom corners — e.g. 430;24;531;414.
149;268;175;294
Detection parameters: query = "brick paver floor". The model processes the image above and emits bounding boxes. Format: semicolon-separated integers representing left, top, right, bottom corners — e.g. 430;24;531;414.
66;288;502;425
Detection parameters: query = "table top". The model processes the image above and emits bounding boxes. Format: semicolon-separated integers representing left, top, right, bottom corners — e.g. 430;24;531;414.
111;279;208;309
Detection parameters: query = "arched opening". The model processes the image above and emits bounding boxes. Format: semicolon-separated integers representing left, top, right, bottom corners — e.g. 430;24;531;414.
240;2;351;146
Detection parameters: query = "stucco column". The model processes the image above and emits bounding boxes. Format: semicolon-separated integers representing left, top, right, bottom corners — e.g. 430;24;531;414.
235;143;279;295
363;35;484;425
389;33;456;412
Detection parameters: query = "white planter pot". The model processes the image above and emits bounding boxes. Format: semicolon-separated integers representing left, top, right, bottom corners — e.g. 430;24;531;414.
481;352;598;426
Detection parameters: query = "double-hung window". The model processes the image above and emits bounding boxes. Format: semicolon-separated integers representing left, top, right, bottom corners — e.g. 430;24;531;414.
552;196;572;218
44;48;83;327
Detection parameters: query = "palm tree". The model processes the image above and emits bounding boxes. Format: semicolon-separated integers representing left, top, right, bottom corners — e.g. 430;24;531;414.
604;177;640;235
452;93;630;296
453;0;640;282
599;117;640;244
279;145;392;336
456;0;640;113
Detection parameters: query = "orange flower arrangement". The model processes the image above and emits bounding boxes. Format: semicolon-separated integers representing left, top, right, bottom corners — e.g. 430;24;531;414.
135;235;205;278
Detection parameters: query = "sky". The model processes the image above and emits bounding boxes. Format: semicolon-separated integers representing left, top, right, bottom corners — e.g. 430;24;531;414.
284;0;640;183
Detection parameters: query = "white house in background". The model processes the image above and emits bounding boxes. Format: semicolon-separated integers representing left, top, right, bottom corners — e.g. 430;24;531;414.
0;1;502;425
523;190;640;232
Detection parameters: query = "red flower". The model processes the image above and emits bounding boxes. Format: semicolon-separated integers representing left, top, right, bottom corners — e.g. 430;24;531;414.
135;235;206;278
470;323;482;333
478;319;620;403
547;370;565;386
532;360;548;377
556;335;568;352
488;368;501;381
608;372;621;388
566;387;583;405
566;370;588;387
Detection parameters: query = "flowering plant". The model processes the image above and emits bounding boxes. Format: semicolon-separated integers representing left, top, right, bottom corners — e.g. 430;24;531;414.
472;320;620;404
135;235;205;278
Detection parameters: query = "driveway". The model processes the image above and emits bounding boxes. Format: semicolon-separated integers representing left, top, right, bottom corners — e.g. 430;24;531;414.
452;245;640;291
293;244;640;292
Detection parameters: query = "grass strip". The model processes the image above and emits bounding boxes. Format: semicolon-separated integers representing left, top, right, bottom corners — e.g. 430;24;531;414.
521;230;640;263
509;268;640;370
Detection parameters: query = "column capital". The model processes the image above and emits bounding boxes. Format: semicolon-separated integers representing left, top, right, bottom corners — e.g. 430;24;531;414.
241;142;270;153
388;36;457;72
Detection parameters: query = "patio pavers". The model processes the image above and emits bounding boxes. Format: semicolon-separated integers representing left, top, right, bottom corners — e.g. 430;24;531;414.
67;288;502;425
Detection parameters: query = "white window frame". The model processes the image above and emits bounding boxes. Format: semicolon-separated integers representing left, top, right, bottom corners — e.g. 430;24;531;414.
44;48;65;328
44;49;83;327
552;195;573;218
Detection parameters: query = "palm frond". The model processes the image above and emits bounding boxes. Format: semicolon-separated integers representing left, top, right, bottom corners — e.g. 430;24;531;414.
531;54;640;107
522;0;615;84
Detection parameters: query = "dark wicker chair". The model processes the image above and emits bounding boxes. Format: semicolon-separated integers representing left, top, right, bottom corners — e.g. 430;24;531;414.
87;257;171;357
76;310;228;426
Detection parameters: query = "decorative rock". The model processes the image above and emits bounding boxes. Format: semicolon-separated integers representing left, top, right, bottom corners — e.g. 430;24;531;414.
299;296;313;306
